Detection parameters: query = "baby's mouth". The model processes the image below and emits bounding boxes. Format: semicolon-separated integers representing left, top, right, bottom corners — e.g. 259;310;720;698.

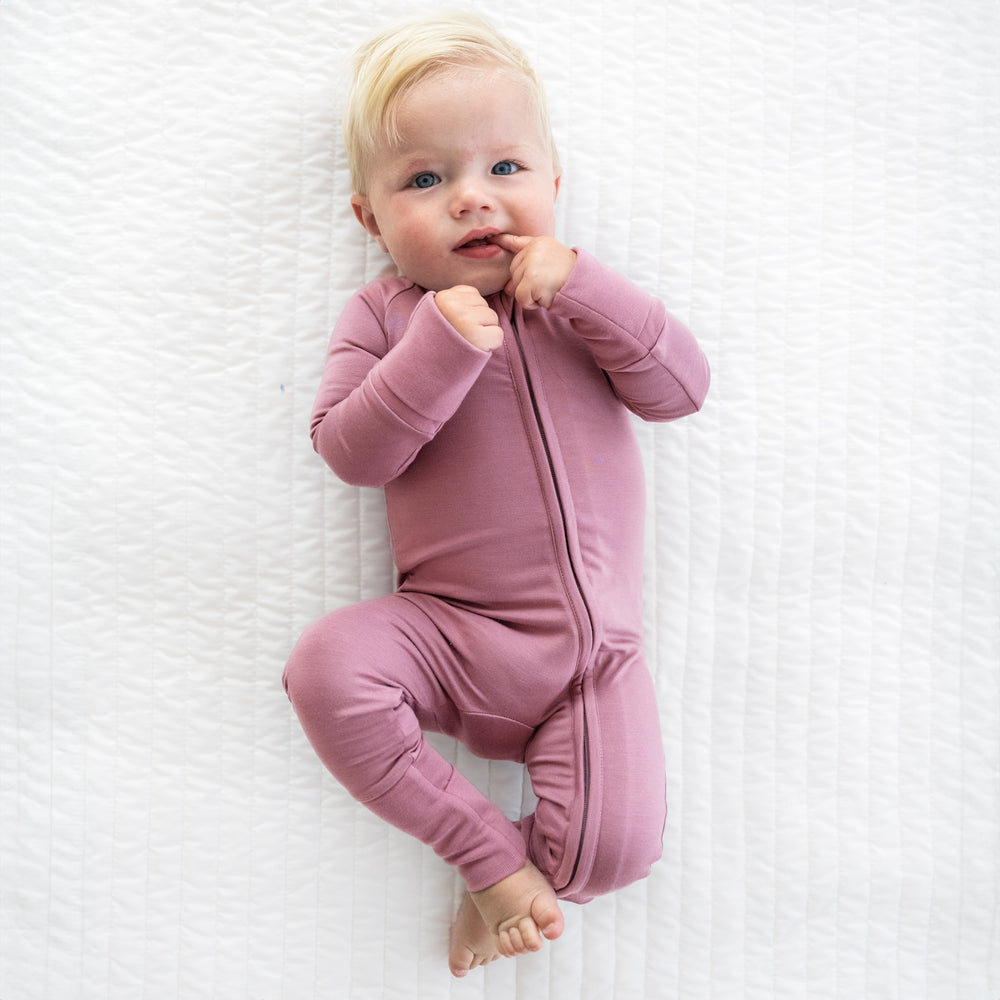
455;229;502;251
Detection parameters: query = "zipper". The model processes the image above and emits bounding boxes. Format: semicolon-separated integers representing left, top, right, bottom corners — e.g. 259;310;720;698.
563;693;591;889
507;302;594;893
507;304;596;656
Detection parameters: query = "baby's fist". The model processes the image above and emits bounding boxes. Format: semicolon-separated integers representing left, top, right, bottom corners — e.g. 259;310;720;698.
434;285;504;351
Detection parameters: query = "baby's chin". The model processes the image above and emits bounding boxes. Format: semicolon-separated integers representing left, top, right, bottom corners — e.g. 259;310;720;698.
418;276;509;298
473;281;508;298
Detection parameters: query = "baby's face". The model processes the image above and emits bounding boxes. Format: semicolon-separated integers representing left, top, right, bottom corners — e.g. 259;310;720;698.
352;65;561;296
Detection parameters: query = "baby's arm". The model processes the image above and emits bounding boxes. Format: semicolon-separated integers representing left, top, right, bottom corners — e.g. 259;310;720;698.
536;249;711;421
310;289;493;487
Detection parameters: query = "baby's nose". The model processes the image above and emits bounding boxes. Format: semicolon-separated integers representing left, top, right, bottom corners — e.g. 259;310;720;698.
450;178;496;215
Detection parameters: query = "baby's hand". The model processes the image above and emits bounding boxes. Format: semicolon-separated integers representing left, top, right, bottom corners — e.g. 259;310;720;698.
492;234;577;310
434;285;504;351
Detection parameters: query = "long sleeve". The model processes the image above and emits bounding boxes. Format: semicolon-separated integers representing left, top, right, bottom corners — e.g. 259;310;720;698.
547;249;710;422
310;284;492;487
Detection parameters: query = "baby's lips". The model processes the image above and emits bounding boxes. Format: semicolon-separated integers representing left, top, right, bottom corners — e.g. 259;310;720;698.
455;228;502;250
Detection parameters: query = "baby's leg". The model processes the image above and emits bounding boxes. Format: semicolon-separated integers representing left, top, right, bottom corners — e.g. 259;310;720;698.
282;595;527;892
524;644;667;903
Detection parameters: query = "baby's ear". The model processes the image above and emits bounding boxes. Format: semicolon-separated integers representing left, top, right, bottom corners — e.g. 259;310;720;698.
351;195;388;252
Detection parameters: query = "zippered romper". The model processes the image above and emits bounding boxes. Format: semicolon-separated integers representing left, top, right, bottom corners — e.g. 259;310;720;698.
283;249;710;902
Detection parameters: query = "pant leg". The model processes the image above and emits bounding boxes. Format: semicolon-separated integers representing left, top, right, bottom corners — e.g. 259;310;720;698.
523;638;667;904
282;594;526;891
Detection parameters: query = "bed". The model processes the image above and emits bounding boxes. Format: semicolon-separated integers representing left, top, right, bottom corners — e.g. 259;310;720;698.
2;0;998;997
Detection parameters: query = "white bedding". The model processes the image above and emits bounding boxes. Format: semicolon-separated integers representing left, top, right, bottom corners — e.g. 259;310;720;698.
2;1;998;997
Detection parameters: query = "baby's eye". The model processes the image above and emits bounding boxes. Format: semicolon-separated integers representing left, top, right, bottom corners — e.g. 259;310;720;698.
410;172;440;189
491;160;521;176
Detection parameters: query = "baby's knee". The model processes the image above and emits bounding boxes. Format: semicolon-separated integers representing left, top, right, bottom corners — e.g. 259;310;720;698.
282;611;382;726
560;801;666;903
282;609;420;800
282;615;344;702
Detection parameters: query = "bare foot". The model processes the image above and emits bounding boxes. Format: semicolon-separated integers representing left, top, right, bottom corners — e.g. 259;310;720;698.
470;861;564;959
449;893;501;978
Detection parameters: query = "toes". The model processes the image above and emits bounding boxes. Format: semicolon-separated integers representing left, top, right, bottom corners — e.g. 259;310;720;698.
519;918;543;952
497;927;520;958
496;929;514;959
449;947;500;977
449;947;474;978
532;896;565;941
459;952;495;972
498;917;543;956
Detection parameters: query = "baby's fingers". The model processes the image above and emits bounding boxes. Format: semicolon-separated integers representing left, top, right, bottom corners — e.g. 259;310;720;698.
506;271;551;310
491;232;532;254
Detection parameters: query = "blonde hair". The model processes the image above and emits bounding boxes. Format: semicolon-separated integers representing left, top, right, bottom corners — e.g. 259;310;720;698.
343;10;558;195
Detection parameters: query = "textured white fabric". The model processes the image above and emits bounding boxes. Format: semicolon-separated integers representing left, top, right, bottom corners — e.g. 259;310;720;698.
2;1;998;997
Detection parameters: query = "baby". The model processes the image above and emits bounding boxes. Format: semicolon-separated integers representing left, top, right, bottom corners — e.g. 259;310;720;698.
283;11;710;978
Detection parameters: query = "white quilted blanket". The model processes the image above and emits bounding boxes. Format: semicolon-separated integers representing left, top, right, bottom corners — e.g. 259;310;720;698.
2;1;998;997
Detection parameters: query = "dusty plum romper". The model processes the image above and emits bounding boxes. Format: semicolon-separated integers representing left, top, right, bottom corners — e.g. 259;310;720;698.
283;249;710;902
